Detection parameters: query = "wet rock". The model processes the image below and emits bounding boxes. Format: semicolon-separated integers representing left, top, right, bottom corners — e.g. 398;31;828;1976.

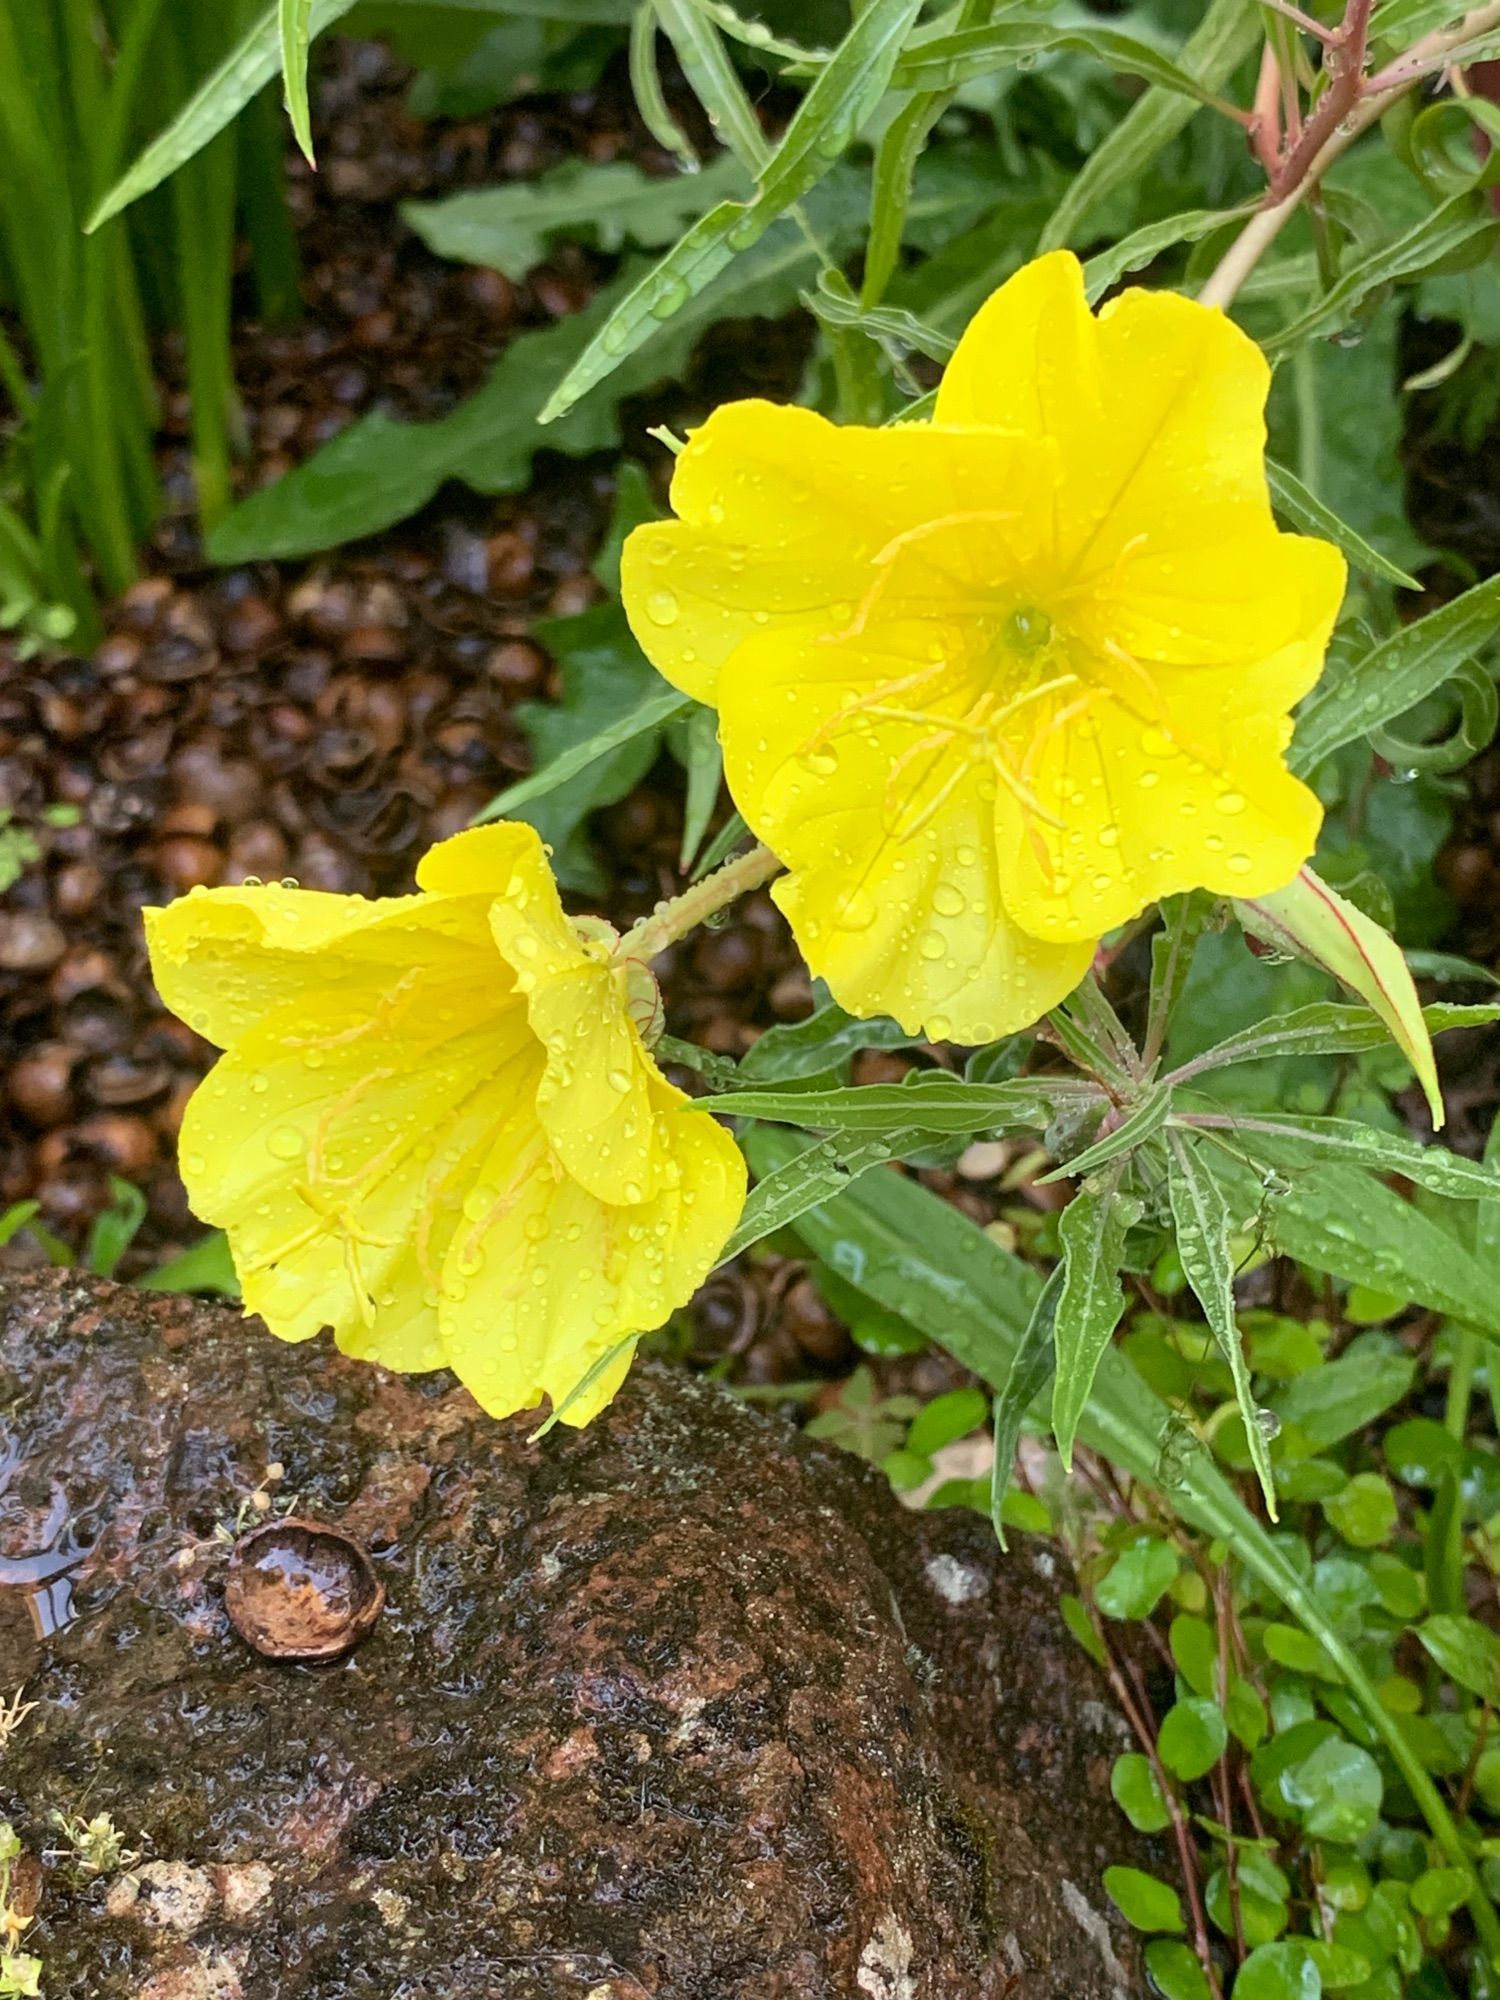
0;1271;1146;1998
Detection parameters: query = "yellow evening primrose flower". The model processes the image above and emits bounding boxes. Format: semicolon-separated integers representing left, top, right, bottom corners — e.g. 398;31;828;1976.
621;250;1347;1043
143;822;745;1426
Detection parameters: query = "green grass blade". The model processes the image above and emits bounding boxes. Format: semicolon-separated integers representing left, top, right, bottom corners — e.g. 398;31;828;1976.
87;0;356;231
539;0;922;424
1036;0;1258;251
279;0;316;164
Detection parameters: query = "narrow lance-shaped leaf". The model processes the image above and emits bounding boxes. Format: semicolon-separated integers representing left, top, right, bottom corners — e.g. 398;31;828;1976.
1166;1132;1277;1512
1179;1109;1500;1204
1234;866;1442;1126
1052;1172;1144;1466
1168;1000;1500;1082
1081;206;1255;302
719;1130;932;1263
991;1264;1062;1549
1292;572;1500;773
892;22;1232;106
88;0;357;230
475;690;692;822
402;154;749;277
1265;458;1421;591
1266;190;1500;354
1040;1085;1170;1183
537;0;923;423
1037;0;1259;249
279;0;315;166
702;1074;1088;1138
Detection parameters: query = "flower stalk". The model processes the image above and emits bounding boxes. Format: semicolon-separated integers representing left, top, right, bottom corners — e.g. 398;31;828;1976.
615;841;783;965
1201;0;1500;310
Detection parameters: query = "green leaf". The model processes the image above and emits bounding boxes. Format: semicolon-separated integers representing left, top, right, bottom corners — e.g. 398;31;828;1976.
140;1231;241;1298
1265;457;1421;591
704;1074;1080;1139
1324;1473;1399;1548
84;1177;147;1280
1168;1000;1500;1081
402;153;749;277
89;0;357;232
1036;0;1260;250
1143;1939;1215;2000
1051;1175;1144;1466
1102;1865;1184;1935
1233;868;1442;1125
1111;1752;1173;1834
738;991;917;1084
990;1261;1061;1548
1266;190;1500;354
1170;1614;1218;1698
1082;207;1256;304
1270;1342;1417;1449
1280;1736;1383;1842
537;0;924;424
1157;1696;1228;1782
1292;573;1500;774
1417;1613;1500;1701
1166;1132;1277;1512
1097;1536;1179;1621
721;1130;930;1263
1233;1941;1321;2000
1254;1164;1500;1334
907;1387;988;1456
893;22;1230;108
1043;1086;1170;1183
279;0;315;165
1186;1109;1500;1205
479;686;690;823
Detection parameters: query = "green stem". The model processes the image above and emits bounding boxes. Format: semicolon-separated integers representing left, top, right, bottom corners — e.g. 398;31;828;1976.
615;842;782;963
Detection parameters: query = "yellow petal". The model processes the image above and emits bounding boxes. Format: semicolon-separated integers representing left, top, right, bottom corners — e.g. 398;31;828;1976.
414;818;554;899
621;403;1043;705
439;1083;745;1423
997;662;1325;943
718;626;1094;1039
145;881;429;1049
936;253;1286;588
181;980;537;1371
473;826;669;1205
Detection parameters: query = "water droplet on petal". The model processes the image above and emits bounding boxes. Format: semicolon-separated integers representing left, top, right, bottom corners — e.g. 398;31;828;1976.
267;1127;305;1162
646;589;680;627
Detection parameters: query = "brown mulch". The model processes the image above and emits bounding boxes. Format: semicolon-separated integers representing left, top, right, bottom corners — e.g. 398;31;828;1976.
0;39;998;1401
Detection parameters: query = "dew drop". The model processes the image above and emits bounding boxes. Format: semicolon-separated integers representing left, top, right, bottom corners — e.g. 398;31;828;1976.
1215;791;1246;816
267;1127;305;1161
1226;852;1253;876
933;883;965;917
646;589;680;627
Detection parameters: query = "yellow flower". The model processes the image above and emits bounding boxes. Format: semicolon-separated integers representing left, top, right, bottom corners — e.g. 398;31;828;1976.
622;251;1346;1042
144;823;745;1426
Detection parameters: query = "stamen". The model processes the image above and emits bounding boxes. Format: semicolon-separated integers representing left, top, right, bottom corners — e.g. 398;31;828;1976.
825;508;1022;642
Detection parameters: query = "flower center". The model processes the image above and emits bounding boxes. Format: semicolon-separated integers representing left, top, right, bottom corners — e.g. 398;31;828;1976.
1002;605;1054;656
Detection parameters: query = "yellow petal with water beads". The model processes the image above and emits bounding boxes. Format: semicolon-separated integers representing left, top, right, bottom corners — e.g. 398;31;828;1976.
144;822;745;1425
623;251;1346;1040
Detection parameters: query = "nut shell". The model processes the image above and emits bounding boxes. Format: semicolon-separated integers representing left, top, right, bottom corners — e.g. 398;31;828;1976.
224;1517;384;1662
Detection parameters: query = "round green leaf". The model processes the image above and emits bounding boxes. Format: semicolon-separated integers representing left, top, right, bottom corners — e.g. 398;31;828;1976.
1169;1613;1218;1697
1279;1736;1383;1844
1158;1697;1228;1782
1323;1473;1398;1548
1102;1864;1184;1935
1233;1940;1322;2000
1110;1752;1171;1833
1417;1612;1500;1702
1410;1864;1471;1920
1145;1939;1214;2000
1097;1537;1179;1621
905;1386;988;1457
